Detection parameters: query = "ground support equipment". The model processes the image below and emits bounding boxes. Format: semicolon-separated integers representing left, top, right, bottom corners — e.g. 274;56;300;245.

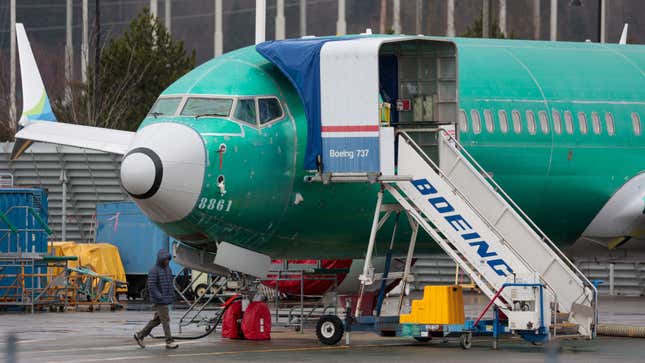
314;129;598;349
173;268;238;334
265;262;343;333
0;253;77;312
65;266;126;311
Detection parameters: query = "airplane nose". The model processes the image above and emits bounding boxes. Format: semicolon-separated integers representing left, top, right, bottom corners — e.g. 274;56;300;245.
120;148;163;199
120;122;206;223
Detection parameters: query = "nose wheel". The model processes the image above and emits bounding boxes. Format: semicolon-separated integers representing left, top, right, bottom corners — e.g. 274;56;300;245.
316;315;344;345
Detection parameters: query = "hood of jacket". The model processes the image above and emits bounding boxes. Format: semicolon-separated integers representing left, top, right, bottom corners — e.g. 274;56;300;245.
156;249;171;267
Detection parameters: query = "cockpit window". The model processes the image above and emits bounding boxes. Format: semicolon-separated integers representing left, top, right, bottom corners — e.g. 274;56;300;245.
181;98;233;117
258;98;284;124
149;97;181;116
234;99;257;124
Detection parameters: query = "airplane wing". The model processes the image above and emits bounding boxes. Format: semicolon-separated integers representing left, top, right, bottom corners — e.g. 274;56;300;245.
11;23;135;160
12;121;134;159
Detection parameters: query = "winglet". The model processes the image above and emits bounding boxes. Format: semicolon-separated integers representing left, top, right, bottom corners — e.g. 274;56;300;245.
12;23;58;160
619;23;628;45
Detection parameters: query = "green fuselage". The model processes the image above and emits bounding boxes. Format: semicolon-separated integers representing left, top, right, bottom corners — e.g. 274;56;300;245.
139;37;645;259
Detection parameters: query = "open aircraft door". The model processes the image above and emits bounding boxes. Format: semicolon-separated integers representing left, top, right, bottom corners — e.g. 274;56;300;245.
257;36;459;178
320;36;457;175
318;37;459;177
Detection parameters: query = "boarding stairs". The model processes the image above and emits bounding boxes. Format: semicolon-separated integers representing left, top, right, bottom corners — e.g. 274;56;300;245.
369;130;596;338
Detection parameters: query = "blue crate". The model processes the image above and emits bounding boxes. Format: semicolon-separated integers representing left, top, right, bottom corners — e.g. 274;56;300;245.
0;188;50;298
0;188;48;254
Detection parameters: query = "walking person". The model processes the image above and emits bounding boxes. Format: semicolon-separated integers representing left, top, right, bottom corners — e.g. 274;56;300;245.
134;249;178;349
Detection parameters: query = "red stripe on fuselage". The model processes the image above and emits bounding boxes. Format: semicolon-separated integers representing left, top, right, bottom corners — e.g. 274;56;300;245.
321;125;380;132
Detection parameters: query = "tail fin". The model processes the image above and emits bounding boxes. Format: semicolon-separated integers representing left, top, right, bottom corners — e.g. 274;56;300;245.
619;23;629;45
12;23;57;159
16;23;57;124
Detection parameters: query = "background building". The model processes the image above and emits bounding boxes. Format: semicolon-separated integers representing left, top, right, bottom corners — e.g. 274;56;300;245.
0;0;644;119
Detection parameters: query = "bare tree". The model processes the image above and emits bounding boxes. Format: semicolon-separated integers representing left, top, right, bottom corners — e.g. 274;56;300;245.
55;29;152;130
54;9;194;132
379;0;387;34
0;56;16;141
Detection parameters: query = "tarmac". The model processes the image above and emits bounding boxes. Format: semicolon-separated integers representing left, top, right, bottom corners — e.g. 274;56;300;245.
2;294;645;363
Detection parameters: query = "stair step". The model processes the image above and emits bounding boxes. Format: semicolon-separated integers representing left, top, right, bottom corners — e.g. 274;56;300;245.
556;312;570;323
551;334;583;340
551;322;579;335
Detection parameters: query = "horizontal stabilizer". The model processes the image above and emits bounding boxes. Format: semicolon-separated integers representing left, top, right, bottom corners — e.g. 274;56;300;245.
12;121;135;159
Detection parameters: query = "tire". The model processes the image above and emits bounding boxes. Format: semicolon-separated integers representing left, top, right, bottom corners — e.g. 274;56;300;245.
316;315;344;345
194;283;209;300
459;333;472;350
414;337;432;342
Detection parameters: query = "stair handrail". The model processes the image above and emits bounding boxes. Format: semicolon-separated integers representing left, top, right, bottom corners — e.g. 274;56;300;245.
386;184;500;305
396;132;544;296
435;129;597;308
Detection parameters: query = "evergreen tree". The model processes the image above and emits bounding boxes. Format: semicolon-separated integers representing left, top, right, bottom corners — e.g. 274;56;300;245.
462;16;510;39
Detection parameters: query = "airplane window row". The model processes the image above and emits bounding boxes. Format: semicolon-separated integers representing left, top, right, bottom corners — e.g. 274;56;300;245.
149;97;182;116
148;96;284;127
227;97;285;126
182;98;233;117
459;109;642;137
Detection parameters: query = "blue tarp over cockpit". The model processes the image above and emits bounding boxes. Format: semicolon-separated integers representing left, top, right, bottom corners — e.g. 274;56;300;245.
256;37;359;170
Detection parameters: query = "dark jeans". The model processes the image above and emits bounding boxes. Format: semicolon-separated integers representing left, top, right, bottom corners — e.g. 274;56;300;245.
138;304;173;343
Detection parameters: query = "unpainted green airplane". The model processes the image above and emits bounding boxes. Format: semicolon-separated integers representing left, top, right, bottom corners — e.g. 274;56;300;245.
11;24;645;276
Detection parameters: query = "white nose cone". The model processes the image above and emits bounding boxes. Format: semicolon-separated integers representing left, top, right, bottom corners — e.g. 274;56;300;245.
121;122;206;223
120;152;157;196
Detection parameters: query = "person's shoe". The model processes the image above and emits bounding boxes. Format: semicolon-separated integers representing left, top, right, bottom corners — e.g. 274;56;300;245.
166;341;179;349
134;333;145;348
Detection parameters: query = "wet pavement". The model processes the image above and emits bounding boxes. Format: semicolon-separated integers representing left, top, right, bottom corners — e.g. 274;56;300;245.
1;294;645;363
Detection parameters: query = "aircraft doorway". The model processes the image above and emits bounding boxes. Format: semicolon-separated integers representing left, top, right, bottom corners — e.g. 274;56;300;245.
379;40;458;160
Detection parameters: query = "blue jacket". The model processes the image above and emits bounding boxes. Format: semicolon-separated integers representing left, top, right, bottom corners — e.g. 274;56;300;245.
148;249;174;305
